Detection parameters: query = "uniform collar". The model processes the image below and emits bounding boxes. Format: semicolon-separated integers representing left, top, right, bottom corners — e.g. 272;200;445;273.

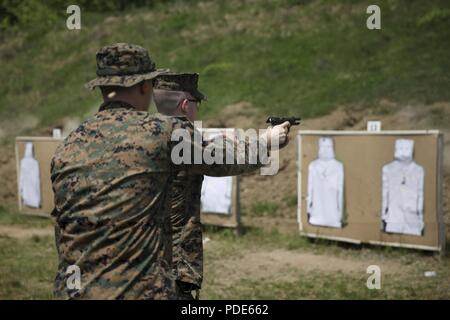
99;100;136;112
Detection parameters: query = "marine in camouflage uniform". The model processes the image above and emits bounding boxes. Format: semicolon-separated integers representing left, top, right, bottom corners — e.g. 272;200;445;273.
153;73;207;299
171;172;204;299
50;43;269;299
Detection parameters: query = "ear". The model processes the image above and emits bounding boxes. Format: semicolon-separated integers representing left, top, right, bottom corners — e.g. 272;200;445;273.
140;80;152;94
180;99;189;114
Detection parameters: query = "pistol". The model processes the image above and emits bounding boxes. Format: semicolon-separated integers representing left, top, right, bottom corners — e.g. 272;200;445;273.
266;116;301;126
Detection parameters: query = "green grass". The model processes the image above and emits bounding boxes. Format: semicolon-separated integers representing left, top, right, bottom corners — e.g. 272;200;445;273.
0;236;57;299
1;0;449;139
203;272;382;300
0;208;53;229
201;227;450;299
283;194;298;208
203;225;446;258
203;226;309;255
204;270;450;299
0;224;448;299
250;201;280;217
429;107;450;127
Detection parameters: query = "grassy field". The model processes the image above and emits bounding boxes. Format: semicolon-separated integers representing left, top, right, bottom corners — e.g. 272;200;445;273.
202;227;450;299
1;0;449;134
0;209;448;300
0;236;55;299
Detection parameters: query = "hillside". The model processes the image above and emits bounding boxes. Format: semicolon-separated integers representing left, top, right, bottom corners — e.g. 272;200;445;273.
1;0;449;135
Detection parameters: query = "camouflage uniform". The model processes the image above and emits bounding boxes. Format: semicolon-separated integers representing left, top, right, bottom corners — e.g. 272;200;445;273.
171;173;204;299
154;73;206;299
51;43;266;300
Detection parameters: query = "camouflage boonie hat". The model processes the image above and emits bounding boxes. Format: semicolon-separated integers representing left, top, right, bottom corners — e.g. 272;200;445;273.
86;43;168;90
155;73;207;101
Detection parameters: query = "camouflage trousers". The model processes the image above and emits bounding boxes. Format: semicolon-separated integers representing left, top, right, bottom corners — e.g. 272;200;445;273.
175;282;200;300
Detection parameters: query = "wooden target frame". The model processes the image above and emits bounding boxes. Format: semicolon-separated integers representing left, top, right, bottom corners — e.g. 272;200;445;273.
15;136;63;217
297;130;445;252
199;128;241;233
15;133;241;233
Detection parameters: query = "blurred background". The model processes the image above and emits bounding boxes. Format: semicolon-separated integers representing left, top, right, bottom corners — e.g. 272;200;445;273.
0;0;449;299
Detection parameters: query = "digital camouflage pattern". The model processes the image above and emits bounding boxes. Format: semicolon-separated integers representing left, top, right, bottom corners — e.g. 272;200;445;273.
51;100;266;299
154;72;205;294
155;73;206;101
171;172;204;291
86;43;167;90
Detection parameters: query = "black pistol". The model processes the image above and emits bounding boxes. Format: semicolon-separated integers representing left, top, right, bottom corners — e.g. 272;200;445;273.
266;116;301;126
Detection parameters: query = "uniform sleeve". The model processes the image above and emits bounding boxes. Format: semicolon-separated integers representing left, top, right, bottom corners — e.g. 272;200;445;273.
169;117;268;176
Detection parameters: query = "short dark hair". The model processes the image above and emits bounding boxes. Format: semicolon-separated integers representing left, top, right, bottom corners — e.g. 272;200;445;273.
100;79;155;97
100;85;125;96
